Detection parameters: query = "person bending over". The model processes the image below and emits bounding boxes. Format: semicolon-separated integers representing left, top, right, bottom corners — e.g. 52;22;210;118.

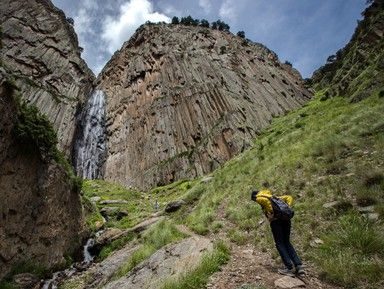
251;189;304;277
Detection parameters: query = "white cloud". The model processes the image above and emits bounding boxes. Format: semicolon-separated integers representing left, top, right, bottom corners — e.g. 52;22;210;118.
199;0;212;12
101;0;170;54
219;0;237;21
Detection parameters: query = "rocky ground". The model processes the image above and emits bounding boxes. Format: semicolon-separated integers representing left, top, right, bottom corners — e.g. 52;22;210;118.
50;212;344;289
206;243;343;289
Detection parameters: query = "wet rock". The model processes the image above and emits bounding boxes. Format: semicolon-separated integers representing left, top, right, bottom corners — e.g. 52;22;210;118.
165;200;186;213
13;273;39;288
274;276;306;288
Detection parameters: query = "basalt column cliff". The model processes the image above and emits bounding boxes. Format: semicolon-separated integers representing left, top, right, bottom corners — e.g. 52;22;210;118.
0;0;95;156
97;24;312;189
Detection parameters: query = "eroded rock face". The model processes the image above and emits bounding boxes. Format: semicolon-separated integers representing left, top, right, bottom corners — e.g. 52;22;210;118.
0;74;85;279
0;0;95;155
97;23;312;189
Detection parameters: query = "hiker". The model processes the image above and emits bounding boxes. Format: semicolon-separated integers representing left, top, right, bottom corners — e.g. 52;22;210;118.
251;189;304;276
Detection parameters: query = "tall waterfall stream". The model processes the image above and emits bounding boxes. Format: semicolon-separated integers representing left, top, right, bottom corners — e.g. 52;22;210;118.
41;90;107;288
75;89;107;179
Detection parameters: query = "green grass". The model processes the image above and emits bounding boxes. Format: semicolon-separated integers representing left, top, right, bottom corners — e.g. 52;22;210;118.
173;91;384;288
97;233;135;261
82;179;199;231
114;220;186;278
312;214;384;288
160;241;230;289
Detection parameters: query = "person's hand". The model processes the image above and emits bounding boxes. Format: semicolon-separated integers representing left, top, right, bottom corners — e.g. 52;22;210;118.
266;211;274;221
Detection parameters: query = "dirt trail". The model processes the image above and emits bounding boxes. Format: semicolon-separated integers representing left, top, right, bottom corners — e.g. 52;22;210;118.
205;203;343;289
206;242;343;289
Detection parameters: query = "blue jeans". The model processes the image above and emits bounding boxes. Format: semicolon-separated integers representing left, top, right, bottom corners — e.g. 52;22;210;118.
270;219;302;270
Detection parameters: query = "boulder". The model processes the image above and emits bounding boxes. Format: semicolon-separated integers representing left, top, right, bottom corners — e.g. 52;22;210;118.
274;276;306;288
100;207;128;220
100;199;128;205
95;228;124;247
13;273;39;288
90;196;102;203
165;200;186;213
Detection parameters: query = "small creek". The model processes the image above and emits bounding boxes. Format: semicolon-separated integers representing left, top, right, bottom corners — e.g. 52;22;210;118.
41;231;102;289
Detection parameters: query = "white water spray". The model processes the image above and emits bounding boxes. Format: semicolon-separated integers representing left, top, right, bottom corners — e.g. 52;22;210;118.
75;90;107;179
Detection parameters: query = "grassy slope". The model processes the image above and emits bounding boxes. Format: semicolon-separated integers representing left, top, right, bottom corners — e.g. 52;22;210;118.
83;90;383;289
180;91;384;289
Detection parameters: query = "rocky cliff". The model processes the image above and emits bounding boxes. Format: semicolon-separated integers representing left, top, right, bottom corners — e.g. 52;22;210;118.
312;0;384;101
0;0;95;155
0;72;85;279
96;23;312;189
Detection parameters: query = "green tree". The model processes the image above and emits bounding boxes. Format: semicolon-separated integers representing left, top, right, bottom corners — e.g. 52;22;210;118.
200;19;210;28
237;31;245;38
66;17;74;25
171;16;179;24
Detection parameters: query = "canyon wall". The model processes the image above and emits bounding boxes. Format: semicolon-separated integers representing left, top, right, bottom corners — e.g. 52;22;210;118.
0;0;95;155
97;23;312;189
0;72;85;279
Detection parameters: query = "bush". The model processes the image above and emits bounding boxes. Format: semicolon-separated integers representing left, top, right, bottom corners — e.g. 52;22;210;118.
237;31;245;38
14;100;58;156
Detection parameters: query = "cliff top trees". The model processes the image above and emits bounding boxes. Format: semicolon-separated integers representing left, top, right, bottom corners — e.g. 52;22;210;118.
171;16;231;32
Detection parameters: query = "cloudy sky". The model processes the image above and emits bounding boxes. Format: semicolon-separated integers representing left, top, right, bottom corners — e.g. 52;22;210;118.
51;0;367;78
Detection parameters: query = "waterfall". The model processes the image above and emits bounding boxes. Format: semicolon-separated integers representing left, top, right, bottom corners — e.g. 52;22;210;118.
75;90;107;179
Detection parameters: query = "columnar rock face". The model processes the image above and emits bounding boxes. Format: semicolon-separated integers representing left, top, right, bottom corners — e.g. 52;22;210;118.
97;23;312;189
0;0;95;155
0;73;85;279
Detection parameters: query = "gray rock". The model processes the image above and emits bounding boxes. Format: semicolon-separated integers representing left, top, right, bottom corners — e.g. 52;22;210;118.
90;196;102;203
100;199;128;205
94;228;124;248
103;236;213;289
357;205;375;213
165;200;186;213
99;207;128;220
201;176;214;183
322;200;353;212
274;276;306;288
366;213;379;221
322;201;341;208
13;273;39;288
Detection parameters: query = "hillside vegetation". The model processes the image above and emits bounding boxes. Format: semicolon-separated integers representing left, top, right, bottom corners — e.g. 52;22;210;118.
83;88;383;289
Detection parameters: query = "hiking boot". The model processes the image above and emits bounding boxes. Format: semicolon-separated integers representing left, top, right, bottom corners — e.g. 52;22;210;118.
295;265;305;276
277;268;295;277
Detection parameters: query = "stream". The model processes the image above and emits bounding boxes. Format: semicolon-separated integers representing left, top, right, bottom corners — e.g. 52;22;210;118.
41;232;101;289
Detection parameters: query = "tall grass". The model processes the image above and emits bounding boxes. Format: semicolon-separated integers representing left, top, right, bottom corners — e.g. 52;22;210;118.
178;92;384;288
312;214;384;287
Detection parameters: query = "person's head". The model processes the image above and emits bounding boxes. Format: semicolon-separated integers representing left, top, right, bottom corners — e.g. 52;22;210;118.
251;190;259;201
